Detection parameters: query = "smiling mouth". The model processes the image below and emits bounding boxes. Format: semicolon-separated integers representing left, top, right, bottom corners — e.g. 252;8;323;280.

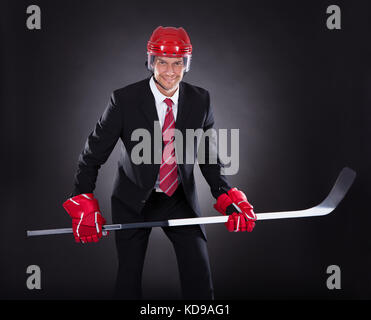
160;78;179;88
163;77;176;83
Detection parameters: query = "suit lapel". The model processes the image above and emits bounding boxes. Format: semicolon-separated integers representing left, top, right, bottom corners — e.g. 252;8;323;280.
175;81;192;131
138;78;159;128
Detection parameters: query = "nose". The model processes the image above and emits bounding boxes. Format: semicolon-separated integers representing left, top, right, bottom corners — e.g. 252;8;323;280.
165;63;175;74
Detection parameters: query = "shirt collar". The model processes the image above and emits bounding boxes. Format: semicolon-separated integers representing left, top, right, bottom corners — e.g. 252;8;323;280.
149;76;179;106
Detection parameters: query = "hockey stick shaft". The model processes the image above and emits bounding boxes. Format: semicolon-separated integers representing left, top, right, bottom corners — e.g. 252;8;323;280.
25;213;297;237
26;167;356;237
23;207;339;237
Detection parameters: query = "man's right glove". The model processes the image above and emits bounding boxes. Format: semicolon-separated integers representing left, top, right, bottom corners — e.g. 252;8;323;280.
62;193;108;243
214;188;256;232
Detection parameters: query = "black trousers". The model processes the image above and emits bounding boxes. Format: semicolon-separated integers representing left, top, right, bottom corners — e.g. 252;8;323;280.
112;184;214;300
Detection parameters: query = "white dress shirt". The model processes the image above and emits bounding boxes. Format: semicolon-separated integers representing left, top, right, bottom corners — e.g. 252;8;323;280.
149;76;181;191
149;76;179;126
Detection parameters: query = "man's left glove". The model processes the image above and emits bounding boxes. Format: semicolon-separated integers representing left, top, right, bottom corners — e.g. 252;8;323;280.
214;188;256;232
62;193;107;243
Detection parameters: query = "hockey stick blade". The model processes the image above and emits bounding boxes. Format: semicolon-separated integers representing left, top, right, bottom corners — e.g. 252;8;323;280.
26;167;356;237
255;166;356;220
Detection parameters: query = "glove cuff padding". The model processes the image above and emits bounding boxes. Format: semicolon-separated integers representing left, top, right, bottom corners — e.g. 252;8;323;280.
213;193;233;215
214;187;257;221
227;188;253;209
63;193;101;220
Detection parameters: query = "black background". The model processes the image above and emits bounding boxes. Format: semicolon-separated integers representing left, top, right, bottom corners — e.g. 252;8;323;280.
1;0;370;300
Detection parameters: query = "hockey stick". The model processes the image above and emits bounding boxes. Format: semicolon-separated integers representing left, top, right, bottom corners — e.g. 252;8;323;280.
26;167;356;237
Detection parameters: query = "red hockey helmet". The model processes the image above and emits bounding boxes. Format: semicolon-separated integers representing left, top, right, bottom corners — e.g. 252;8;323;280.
147;26;192;72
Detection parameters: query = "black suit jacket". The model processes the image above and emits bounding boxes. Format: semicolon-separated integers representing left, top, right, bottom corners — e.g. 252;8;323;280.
71;78;231;221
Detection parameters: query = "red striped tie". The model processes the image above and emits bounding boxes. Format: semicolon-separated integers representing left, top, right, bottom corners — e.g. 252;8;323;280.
159;98;178;196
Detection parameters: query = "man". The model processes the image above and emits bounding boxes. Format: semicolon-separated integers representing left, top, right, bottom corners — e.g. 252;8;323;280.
62;26;257;300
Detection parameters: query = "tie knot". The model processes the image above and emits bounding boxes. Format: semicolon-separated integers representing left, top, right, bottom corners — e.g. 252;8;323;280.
164;98;173;108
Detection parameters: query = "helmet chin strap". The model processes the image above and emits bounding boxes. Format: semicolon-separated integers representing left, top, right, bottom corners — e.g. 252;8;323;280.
153;74;185;97
153;75;169;91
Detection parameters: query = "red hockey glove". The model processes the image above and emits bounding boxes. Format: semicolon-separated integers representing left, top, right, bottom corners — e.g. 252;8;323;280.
225;212;255;232
62;193;108;243
214;188;256;232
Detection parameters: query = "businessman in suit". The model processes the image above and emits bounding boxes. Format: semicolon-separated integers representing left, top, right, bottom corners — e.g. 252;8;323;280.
62;26;257;300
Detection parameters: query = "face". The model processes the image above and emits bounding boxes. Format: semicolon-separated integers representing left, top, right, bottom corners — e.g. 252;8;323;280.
153;56;185;96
